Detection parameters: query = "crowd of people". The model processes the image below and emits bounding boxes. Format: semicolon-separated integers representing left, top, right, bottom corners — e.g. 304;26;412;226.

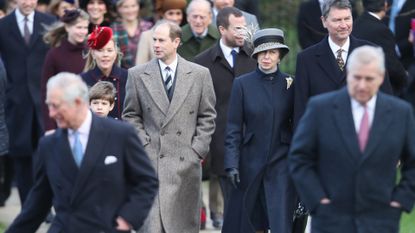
0;0;415;233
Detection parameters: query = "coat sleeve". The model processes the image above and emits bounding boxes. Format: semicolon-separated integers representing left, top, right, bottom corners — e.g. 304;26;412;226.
392;104;415;212
122;69;151;146
293;52;310;129
117;125;158;230
224;78;243;170
6;138;53;233
289;98;328;213
191;68;217;158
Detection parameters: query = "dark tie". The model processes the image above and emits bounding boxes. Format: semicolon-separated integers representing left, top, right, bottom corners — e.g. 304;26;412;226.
336;49;345;71
164;66;173;99
23;16;31;45
72;131;83;167
231;49;238;68
358;106;370;152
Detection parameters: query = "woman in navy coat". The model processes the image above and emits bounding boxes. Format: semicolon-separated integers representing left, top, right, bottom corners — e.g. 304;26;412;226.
223;28;297;233
81;26;128;120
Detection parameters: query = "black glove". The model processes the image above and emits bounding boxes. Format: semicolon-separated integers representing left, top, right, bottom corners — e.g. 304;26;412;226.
226;168;240;189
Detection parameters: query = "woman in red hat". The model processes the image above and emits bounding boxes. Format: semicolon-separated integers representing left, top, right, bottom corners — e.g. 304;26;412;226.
81;26;128;120
41;9;90;132
111;0;153;68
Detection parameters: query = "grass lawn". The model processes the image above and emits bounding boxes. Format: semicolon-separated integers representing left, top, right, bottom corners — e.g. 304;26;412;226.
0;223;5;233
401;210;415;233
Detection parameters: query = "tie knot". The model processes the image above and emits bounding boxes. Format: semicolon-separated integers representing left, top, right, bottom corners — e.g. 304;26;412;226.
337;48;343;55
165;66;171;72
231;49;238;56
24;16;28;22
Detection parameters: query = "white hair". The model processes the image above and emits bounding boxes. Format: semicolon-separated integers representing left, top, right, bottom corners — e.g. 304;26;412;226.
186;0;212;15
47;72;89;105
346;45;385;74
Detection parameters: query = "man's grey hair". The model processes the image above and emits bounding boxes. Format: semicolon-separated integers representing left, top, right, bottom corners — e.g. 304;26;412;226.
186;0;212;15
322;0;352;19
346;45;385;74
47;72;89;105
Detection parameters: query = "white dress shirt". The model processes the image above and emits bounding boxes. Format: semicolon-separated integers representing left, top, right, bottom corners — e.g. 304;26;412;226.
158;55;178;83
351;95;377;133
220;39;240;68
15;9;34;37
68;111;92;155
328;36;350;64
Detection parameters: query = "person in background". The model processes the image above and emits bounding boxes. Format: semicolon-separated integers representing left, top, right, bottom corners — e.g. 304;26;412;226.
47;0;76;19
178;0;220;61
0;59;10;207
135;0;187;65
194;6;257;230
81;26;127;120
41;9;89;132
289;45;415;233
5;72;158;233
211;0;258;28
0;0;56;204
112;0;153;68
80;0;112;33
89;80;116;117
223;28;297;233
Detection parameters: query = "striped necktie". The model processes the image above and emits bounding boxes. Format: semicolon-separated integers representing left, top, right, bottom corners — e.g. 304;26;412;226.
164;66;173;100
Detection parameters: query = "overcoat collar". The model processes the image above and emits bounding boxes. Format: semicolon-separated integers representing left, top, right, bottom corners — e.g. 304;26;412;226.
9;10;44;48
333;88;392;164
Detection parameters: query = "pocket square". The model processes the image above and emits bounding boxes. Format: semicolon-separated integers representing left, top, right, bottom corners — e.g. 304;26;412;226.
104;155;118;165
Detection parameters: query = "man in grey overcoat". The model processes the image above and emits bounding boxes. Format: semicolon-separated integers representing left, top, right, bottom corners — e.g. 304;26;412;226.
123;20;217;233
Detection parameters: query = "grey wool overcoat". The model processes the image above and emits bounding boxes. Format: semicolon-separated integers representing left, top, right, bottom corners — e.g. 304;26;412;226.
122;55;216;233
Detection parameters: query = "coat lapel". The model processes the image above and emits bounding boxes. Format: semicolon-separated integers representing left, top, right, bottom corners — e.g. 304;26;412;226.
8;12;27;46
70;116;108;204
359;93;392;164
333;88;360;163
28;12;42;48
56;129;79;183
141;59;170;115
316;38;344;85
163;56;195;127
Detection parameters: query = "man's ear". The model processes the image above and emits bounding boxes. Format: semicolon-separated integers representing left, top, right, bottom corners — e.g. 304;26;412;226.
321;16;327;29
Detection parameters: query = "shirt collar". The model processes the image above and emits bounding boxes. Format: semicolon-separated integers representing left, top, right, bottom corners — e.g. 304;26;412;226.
328;36;350;54
219;39;240;56
15;9;34;22
192;28;208;38
68;110;92;136
351;94;377;111
368;11;381;20
158;55;178;74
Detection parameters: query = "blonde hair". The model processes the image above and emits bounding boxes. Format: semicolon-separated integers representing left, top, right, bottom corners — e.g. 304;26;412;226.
83;38;123;72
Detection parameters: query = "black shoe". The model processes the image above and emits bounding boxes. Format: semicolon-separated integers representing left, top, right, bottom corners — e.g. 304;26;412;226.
211;212;223;229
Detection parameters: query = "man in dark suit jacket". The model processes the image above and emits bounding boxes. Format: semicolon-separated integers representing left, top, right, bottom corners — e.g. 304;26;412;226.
294;0;393;127
194;6;257;229
289;45;415;233
0;0;55;204
297;0;328;49
6;72;158;233
353;0;408;95
384;0;415;69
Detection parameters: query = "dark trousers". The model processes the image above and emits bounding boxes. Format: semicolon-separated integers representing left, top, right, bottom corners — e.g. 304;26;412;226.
0;154;13;205
13;156;33;204
219;176;233;216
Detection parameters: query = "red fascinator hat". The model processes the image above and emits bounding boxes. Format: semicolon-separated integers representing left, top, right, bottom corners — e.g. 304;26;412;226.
87;26;113;50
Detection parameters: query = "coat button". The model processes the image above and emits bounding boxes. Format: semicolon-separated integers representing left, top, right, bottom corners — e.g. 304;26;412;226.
160;130;165;136
176;131;181;136
160;154;165;159
180;156;184;161
189;110;194;114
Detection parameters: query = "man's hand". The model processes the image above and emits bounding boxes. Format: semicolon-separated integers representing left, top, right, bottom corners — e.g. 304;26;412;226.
390;201;402;209
116;216;131;231
226;168;240;189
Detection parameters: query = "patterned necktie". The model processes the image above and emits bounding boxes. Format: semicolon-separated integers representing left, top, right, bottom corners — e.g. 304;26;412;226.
164;66;173;99
231;49;238;68
72;131;83;167
336;49;345;71
23;16;31;45
358;106;370;152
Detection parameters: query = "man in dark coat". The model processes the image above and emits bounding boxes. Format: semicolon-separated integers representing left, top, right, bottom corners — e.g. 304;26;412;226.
194;6;257;229
6;73;158;233
294;0;393;127
0;0;55;204
353;0;408;95
384;0;415;69
297;0;328;49
289;45;415;233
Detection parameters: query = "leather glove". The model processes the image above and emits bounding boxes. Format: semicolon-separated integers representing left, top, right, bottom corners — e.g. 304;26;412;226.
226;168;240;189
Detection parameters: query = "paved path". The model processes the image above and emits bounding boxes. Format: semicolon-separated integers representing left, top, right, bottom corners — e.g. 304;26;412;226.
0;182;221;233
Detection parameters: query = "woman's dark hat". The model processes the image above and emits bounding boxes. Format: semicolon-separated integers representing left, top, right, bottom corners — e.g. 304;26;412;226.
251;28;290;59
87;26;113;50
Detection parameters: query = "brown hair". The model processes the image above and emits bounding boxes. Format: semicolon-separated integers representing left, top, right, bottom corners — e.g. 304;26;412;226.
88;81;117;104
